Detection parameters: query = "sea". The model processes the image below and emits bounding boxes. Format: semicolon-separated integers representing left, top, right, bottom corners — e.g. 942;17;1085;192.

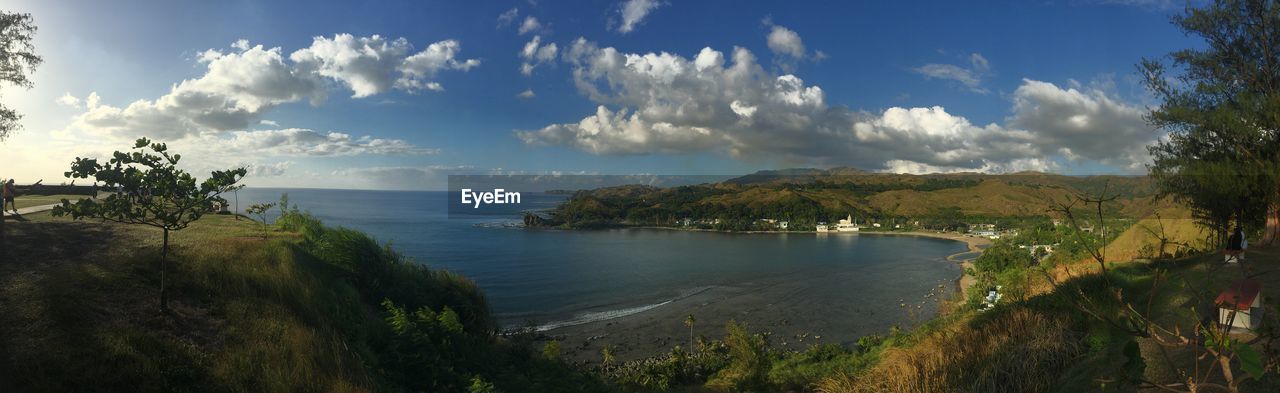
232;188;966;332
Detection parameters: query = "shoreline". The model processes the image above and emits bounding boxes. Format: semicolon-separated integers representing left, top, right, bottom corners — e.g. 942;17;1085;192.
537;227;989;365
630;226;989;295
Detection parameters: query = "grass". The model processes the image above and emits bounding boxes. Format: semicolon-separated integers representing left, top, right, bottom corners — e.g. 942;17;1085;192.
8;194;91;210
806;212;1280;392
0;211;371;392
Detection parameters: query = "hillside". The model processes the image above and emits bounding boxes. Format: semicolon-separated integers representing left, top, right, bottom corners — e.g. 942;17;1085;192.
546;169;1169;229
0;210;602;392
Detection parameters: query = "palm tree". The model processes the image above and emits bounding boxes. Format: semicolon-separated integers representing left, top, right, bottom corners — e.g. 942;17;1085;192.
684;314;696;353
601;345;615;368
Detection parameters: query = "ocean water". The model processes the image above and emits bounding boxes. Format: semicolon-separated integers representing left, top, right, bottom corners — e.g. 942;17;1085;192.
231;188;965;330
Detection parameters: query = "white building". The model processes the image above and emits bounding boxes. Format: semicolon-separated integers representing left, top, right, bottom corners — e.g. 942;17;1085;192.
836;215;860;232
1216;279;1263;331
815;222;829;232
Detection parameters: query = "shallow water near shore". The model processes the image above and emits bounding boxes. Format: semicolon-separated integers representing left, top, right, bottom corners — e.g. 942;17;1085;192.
234;188;965;346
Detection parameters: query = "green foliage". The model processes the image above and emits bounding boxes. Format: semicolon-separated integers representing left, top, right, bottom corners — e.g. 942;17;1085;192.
974;239;1033;273
279;211;606;392
53;138;247;232
51;138;245;312
0;11;43;140
1142;0;1280;237
245;202;275;238
705;320;770;392
542;341;561;361
469;376;501;393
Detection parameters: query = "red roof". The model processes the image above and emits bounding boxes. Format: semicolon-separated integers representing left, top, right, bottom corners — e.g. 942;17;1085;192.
1215;279;1263;311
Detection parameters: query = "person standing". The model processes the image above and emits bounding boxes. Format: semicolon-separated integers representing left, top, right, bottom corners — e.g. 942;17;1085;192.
2;179;16;213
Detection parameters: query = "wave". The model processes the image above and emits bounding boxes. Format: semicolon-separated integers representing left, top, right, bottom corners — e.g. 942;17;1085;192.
510;286;718;332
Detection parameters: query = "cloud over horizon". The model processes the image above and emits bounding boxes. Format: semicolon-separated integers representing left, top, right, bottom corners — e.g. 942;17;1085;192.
518;39;1160;174
63;34;480;142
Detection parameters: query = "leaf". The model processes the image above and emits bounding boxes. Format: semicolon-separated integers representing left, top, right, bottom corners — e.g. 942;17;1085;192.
1235;342;1265;379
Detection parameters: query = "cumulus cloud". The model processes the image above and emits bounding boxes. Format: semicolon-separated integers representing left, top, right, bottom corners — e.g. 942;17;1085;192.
766;25;805;59
519;35;558;75
614;0;663;34
519;40;1159;173
64;35;478;141
517;89;536;99
56;92;81;108
761;20;822;72
1007;79;1153;170
518;16;544;35
292;34;480;96
913;53;991;93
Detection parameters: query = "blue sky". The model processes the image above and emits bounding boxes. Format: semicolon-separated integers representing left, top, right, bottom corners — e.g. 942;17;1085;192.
0;0;1200;189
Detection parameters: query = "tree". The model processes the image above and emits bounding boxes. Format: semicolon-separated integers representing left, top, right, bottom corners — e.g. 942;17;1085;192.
245;202;275;238
53;138;246;313
0;11;42;141
684;314;696;353
1141;0;1280;245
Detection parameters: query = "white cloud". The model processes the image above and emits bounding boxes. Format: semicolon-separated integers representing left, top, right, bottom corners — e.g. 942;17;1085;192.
1006;78;1154;170
56;92;80;108
497;8;520;27
520;39;1159;173
761;21;821;72
65;35;478;141
519;35;558;75
615;0;663;34
291;34;479;97
766;25;805;58
913;53;991;93
215;128;437;156
518;16;544;35
517;89;536;99
259;119;279;126
247;161;292;177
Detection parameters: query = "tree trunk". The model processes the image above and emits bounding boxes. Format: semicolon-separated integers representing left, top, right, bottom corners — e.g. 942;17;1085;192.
160;227;169;314
1262;199;1280;246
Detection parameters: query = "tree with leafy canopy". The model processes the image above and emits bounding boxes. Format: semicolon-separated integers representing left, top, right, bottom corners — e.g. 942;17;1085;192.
1141;0;1280;245
53;138;246;313
245;202;275;238
0;11;42;141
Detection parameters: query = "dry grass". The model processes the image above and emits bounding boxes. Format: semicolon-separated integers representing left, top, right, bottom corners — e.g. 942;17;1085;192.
0;211;372;392
816;309;1081;393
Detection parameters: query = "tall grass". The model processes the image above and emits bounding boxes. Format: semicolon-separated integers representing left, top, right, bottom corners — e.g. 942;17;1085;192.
817;308;1081;393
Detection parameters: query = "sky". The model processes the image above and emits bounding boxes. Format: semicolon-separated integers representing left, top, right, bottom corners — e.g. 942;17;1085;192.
0;0;1204;190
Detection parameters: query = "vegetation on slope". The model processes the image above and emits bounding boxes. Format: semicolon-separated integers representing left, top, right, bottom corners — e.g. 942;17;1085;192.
0;208;603;392
543;172;1173;231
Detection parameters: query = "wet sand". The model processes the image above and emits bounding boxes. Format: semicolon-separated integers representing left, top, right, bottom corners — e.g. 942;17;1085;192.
542;230;989;365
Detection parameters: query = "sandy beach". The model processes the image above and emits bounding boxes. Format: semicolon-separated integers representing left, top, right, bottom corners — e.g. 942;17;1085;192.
540;229;990;365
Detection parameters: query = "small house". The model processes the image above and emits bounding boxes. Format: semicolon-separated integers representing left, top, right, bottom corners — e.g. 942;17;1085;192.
779;221;789;229
1215;279;1263;331
815;222;829;232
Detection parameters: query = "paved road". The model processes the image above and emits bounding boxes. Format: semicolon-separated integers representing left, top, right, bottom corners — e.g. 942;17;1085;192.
2;203;61;217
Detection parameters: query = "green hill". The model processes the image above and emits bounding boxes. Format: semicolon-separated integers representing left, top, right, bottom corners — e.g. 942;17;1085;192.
0;210;602;392
546;169;1168;229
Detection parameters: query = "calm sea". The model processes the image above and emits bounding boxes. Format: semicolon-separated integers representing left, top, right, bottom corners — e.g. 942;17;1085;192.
232;188;965;330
